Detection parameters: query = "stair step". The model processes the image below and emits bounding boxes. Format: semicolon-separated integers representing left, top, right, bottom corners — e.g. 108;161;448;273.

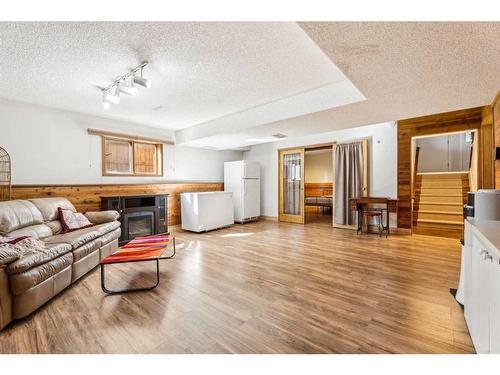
412;221;463;239
413;218;463;225
415;202;463;206
413;210;463;222
415;188;465;195
414;195;465;203
417;172;469;178
416;175;469;179
417;175;469;180
415;183;467;186
414;203;463;212
413;209;462;215
418;193;463;197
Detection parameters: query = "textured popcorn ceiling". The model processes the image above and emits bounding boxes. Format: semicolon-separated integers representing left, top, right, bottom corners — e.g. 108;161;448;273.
181;22;500;149
1;22;500;150
0;22;361;133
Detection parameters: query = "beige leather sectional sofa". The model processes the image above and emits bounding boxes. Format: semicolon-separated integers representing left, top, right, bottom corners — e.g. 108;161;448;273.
0;197;120;330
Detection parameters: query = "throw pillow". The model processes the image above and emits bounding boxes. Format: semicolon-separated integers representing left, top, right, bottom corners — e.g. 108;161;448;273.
58;207;94;233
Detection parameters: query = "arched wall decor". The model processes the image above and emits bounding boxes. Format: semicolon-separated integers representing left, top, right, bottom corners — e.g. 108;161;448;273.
0;146;12;201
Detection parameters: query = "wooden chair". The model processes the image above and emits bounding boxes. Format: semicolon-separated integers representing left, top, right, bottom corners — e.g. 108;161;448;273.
361;210;383;236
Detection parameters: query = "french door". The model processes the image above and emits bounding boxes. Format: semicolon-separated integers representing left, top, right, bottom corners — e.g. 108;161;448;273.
278;148;305;223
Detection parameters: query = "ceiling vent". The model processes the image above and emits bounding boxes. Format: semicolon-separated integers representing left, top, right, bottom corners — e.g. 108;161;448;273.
272;133;287;139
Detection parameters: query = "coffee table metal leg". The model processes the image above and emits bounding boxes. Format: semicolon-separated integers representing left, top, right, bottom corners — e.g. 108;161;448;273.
160;236;176;259
101;259;160;295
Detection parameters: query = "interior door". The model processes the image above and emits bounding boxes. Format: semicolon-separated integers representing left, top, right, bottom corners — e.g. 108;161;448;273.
279;148;305;223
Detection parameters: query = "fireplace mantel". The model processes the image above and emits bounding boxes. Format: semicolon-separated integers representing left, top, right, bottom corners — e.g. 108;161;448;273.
101;194;168;244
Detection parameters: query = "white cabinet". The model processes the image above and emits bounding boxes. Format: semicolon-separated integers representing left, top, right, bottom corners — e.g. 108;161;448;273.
464;222;500;354
463;244;472;318
490;248;500;353
468;236;491;353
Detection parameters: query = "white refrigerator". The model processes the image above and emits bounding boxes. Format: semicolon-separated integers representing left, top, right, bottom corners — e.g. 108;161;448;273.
224;160;260;223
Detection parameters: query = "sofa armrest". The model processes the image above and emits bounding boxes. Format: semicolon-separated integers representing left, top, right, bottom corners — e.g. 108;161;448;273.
0;247;20;267
84;210;120;225
0;266;13;330
6;243;72;275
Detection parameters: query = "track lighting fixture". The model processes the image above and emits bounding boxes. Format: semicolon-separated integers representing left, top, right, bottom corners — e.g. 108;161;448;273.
119;76;138;96
133;75;151;89
100;61;150;109
102;97;110;110
102;86;120;109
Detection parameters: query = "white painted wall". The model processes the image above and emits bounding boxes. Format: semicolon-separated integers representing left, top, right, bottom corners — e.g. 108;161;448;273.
0;98;242;184
243;122;397;218
304;149;333;183
416;132;472;173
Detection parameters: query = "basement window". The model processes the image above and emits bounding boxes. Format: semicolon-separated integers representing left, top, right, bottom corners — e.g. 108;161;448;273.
102;136;163;176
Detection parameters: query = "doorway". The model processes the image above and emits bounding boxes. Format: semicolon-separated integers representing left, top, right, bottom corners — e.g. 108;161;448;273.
278;139;369;228
410;130;477;237
304;146;334;225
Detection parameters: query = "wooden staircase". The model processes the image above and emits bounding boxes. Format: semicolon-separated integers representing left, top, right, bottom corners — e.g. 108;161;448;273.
412;172;468;238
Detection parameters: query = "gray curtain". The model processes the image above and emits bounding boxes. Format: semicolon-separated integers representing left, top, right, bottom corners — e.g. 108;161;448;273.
334;142;364;225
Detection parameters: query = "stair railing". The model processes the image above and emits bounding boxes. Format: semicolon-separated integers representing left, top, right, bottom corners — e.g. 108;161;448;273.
468;139;477;192
412;146;420;200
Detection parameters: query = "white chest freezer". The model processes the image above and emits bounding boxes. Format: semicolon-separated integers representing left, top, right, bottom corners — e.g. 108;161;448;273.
180;191;234;232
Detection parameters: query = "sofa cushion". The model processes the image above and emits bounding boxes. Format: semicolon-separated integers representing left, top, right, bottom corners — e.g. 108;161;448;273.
93;221;121;236
29;198;76;222
58;208;94;233
6;243;72;275
84;210;120;225
43;226;102;249
45;220;62;235
8;253;73;295
6;223;53;240
0;200;44;235
72;238;102;262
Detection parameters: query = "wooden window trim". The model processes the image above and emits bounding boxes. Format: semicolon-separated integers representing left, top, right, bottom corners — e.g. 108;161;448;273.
102;136;164;177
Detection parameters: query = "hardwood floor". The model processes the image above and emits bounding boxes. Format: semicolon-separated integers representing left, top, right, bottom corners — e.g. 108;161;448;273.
0;218;474;353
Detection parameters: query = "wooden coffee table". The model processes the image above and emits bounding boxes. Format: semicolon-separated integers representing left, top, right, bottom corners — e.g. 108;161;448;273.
100;234;175;294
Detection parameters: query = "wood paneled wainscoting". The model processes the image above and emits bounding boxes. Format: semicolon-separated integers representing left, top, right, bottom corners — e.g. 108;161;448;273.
304;182;333;197
11;182;223;226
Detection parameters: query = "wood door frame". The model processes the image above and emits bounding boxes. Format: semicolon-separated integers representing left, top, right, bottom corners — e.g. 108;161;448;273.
332;138;370;230
397;106;485;230
278;148;305;223
277;139;370;227
410;129;479;233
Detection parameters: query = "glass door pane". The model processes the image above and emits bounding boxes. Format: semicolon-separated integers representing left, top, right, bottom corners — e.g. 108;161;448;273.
283;153;302;215
279;148;304;223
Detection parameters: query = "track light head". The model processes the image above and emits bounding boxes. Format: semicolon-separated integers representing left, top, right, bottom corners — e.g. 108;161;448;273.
102;92;111;110
119;76;138;96
103;87;120;105
134;75;151;88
